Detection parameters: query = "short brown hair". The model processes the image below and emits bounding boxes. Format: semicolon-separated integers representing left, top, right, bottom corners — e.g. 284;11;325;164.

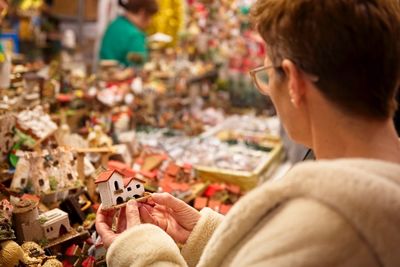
119;0;158;15
251;0;400;119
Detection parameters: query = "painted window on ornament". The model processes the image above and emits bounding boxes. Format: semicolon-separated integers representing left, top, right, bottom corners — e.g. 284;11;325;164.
114;181;120;191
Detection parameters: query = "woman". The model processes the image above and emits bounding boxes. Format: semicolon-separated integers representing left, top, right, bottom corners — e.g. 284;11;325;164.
96;0;400;266
99;0;158;67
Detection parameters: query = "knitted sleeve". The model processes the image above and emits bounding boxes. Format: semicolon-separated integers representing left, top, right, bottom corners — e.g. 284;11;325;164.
181;208;224;267
106;224;188;267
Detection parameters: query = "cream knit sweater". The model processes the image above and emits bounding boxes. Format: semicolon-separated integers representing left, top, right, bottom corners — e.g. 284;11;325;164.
107;159;400;267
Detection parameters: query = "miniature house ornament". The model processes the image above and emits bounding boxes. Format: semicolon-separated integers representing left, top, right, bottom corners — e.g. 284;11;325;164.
12;200;72;243
95;169;147;209
0;113;16;162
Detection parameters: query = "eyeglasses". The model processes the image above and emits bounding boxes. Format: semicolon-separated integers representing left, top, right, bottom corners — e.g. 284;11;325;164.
249;65;278;96
249;65;320;96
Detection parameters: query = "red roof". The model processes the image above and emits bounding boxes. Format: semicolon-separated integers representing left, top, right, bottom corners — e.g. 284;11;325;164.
160;178;190;193
21;194;40;203
96;168;145;186
166;163;180;177
108;161;136;177
95;169;134;184
140;170;157;179
108;160;128;170
95;170;115;184
123;175;146;187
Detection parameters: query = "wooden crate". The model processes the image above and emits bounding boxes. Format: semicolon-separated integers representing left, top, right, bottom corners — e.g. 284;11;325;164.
51;0;98;21
195;143;284;191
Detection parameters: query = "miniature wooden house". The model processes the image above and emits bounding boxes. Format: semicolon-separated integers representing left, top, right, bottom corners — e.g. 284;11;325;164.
12;149;79;197
95;169;145;208
39;208;72;240
12;200;72;243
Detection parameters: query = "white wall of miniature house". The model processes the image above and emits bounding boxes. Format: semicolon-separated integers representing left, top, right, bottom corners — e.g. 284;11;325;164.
110;173;125;205
98;172;145;207
44;219;70;240
126;180;144;199
42;209;71;240
98;172;127;206
97;181;114;207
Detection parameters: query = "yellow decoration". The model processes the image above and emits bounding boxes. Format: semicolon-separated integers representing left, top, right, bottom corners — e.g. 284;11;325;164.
0;53;5;63
0;241;25;267
18;0;43;11
75;90;84;98
147;0;185;47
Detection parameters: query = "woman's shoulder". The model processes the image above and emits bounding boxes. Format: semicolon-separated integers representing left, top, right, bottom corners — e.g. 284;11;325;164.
224;197;379;267
288;158;400;182
201;159;400;266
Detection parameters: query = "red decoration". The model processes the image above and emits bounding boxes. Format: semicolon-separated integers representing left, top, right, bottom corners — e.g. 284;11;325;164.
82;256;95;267
204;184;224;198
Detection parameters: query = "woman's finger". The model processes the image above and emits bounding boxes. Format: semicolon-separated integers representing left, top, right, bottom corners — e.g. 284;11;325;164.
126;200;141;228
96;215;116;245
98;205;114;218
150;193;188;212
96;205;114;231
117;207;127;233
139;205;156;224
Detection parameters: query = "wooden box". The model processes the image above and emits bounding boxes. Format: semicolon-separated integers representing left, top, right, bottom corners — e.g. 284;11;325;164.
51;0;98;21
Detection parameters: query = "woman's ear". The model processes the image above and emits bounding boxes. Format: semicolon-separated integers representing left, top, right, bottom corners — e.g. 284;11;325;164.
281;59;306;108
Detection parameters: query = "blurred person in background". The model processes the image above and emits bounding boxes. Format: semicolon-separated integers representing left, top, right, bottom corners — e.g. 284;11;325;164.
99;0;158;67
93;0;120;68
97;0;400;266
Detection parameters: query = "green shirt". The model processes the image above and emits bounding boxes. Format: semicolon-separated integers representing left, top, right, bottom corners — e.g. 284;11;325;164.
100;16;148;67
0;43;5;63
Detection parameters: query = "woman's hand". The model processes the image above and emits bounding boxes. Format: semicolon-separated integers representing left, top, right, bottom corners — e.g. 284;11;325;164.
139;193;201;244
95;201;141;248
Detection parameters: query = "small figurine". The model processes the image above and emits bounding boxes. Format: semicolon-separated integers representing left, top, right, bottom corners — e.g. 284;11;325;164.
12;200;72;243
95;169;149;209
21;241;62;266
0;113;16;162
87;125;113;148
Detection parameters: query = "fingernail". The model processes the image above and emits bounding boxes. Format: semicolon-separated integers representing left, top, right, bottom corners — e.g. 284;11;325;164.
128;200;137;206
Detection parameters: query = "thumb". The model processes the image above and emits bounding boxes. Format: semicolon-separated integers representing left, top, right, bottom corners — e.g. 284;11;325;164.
126;200;141;228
